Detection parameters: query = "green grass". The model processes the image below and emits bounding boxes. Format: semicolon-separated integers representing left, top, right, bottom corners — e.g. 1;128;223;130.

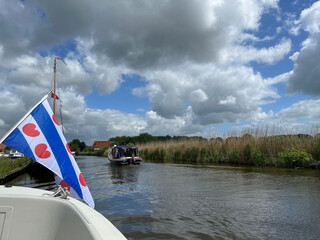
78;147;109;157
0;158;32;175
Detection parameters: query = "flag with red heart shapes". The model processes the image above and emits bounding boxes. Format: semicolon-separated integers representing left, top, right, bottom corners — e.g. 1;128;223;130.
0;94;94;208
51;92;59;100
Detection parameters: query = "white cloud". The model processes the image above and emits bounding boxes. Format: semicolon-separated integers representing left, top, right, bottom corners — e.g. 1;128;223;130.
265;71;291;85
189;89;208;103
0;90;28;138
299;1;320;34
223;38;291;64
229;99;320;136
6;0;320;143
276;99;320;120
219;96;236;105
57;90;203;143
74;38;127;95
137;63;280;125
287;1;320;96
0;0;280;68
0;119;5;128
144;107;203;136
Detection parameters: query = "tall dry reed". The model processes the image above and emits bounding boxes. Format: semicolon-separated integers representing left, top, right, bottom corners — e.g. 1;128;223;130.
138;127;320;168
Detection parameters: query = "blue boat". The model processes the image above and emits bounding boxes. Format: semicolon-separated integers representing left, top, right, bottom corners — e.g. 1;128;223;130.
108;145;142;165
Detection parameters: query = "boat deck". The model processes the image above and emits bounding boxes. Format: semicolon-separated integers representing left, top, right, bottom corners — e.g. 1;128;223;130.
0;185;126;240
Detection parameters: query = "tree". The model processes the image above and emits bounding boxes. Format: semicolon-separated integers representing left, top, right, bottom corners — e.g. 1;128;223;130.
79;141;86;151
69;139;86;152
137;133;154;143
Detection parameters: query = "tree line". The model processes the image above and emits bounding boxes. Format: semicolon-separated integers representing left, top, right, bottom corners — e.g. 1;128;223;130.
109;133;206;146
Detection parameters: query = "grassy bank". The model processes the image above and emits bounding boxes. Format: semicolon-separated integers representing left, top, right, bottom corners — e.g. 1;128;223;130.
0;157;32;175
78;147;109;157
138;133;320;168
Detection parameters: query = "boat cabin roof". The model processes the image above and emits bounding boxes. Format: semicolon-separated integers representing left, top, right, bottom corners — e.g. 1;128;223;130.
112;145;138;149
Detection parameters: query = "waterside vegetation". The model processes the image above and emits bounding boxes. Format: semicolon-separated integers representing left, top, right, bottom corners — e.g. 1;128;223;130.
78;147;108;157
138;132;320;168
0;157;32;175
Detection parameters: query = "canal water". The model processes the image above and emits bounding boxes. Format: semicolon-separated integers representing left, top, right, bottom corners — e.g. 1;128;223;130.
8;156;320;240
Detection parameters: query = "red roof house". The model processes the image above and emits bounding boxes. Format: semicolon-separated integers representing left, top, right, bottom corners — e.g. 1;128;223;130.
92;141;111;150
0;144;6;152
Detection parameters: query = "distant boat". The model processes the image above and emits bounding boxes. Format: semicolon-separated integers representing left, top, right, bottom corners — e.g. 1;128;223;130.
108;145;142;165
9;150;24;159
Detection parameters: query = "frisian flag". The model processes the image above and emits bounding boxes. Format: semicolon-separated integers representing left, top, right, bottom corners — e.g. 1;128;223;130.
0;92;94;208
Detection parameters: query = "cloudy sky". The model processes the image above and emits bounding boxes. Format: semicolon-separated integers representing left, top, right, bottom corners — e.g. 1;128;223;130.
1;0;320;144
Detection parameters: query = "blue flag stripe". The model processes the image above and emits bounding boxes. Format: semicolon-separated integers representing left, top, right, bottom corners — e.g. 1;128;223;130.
3;128;36;160
31;104;83;198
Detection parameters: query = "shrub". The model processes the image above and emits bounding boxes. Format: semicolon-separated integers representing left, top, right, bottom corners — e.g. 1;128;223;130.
212;152;225;163
243;144;253;164
140;149;148;159
96;147;107;156
164;149;172;161
252;148;266;166
184;146;200;163
228;149;240;164
277;146;313;168
311;139;320;160
148;149;156;160
173;148;183;161
153;148;160;160
243;144;265;166
158;148;166;160
198;147;210;163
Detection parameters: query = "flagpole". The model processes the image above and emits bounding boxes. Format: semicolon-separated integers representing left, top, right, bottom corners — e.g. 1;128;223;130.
59;106;64;134
0;90;53;144
53;57;57;116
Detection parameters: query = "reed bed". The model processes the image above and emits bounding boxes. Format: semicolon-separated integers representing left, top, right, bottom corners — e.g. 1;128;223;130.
138;127;320;168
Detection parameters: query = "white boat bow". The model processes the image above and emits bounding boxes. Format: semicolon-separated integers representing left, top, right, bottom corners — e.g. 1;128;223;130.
0;185;126;240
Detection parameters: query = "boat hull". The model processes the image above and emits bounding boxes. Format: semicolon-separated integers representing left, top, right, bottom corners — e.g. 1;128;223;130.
108;157;142;165
0;185;126;240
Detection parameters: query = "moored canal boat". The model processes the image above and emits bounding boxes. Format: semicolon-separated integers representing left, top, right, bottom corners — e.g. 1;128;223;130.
108;145;142;165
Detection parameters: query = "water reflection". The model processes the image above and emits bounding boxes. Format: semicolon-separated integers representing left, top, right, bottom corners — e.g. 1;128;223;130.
7;162;55;189
109;165;139;184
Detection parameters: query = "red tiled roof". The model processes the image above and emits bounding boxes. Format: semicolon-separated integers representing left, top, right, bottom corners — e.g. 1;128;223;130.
92;141;111;149
0;144;6;151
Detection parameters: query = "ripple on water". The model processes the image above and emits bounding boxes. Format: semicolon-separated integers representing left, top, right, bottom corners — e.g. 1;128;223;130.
9;157;320;240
